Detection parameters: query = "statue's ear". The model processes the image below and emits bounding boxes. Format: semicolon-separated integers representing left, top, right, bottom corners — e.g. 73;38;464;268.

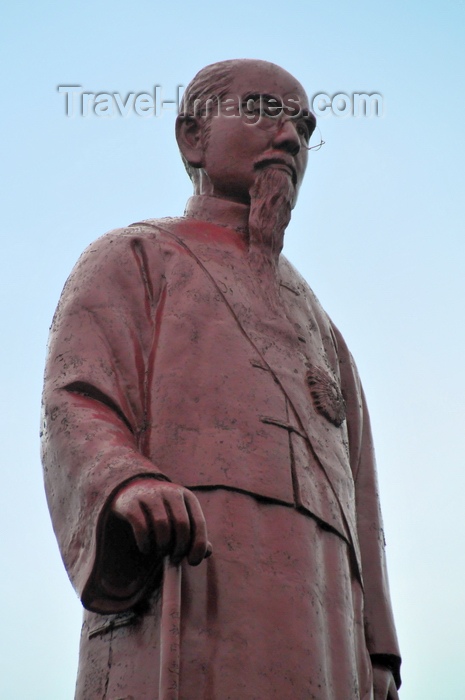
175;114;204;168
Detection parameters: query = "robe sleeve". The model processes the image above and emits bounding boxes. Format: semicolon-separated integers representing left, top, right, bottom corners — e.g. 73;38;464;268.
41;227;168;614
331;323;402;689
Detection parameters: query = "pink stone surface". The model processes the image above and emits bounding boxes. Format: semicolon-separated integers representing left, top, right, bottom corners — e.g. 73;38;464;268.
42;59;401;699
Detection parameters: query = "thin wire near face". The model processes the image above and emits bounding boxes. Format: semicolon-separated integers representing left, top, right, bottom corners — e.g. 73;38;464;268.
306;127;325;152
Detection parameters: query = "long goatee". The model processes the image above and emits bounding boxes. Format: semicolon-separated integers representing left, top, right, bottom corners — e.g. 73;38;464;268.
248;167;294;264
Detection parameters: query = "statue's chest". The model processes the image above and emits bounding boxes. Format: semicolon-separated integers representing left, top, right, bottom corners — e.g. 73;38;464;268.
165;240;331;380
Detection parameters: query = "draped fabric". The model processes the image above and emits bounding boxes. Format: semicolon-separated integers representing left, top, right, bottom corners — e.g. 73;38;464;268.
77;491;374;700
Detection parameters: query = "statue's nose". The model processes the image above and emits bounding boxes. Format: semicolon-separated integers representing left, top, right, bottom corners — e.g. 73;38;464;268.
272;118;301;156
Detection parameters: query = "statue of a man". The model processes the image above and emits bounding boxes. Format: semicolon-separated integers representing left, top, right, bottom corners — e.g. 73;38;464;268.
42;59;401;699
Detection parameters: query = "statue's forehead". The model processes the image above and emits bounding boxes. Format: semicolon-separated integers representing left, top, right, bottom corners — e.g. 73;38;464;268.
226;64;309;107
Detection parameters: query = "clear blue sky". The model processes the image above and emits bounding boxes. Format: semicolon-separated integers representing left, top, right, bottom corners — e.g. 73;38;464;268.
1;1;464;698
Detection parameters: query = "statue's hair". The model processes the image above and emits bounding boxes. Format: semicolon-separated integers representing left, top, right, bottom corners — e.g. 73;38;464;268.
177;60;241;185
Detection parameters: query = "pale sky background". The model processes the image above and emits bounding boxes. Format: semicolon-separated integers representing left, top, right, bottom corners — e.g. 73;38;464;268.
1;1;464;698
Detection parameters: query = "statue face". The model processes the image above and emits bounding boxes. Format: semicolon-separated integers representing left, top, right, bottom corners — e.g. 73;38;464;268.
199;63;313;206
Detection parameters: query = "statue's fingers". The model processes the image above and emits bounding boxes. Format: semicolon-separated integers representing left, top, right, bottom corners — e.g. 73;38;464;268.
164;492;191;563
184;492;210;566
143;495;172;555
115;498;151;555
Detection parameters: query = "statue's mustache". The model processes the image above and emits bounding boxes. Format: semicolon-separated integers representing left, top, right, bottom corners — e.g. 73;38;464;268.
254;157;297;187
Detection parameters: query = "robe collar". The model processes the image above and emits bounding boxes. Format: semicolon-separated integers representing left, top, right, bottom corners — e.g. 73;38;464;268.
184;195;249;234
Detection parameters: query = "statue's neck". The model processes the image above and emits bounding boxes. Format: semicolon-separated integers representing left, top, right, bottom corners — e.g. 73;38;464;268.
184;195;250;233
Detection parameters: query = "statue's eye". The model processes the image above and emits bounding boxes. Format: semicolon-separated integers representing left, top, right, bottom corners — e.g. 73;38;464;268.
243;98;261;114
261;97;282;117
296;121;310;143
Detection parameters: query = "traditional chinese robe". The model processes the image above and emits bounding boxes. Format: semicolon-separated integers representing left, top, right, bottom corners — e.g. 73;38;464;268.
42;196;401;699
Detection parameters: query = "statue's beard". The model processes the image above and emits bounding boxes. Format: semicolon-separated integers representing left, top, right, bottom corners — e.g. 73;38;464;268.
248;166;295;262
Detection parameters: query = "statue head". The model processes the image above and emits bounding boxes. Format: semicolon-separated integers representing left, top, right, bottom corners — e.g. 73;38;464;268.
175;59;315;210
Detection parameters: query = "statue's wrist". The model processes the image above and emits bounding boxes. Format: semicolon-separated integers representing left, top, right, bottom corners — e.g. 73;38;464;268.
113;472;172;497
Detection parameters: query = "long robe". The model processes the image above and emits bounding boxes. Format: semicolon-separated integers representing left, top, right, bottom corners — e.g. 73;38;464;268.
42;196;401;698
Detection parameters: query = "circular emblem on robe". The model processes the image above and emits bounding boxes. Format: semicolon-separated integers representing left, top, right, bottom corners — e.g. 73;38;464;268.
306;366;346;427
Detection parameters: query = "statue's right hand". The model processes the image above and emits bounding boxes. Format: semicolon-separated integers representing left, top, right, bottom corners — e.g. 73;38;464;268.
111;479;211;566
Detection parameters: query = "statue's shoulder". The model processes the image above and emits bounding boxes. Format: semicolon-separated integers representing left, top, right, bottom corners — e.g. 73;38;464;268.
91;216;185;245
59;218;187;306
73;217;185;267
129;216;190;241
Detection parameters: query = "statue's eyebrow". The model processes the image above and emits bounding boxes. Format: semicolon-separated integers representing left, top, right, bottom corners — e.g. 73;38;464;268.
241;94;317;125
241;92;281;103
